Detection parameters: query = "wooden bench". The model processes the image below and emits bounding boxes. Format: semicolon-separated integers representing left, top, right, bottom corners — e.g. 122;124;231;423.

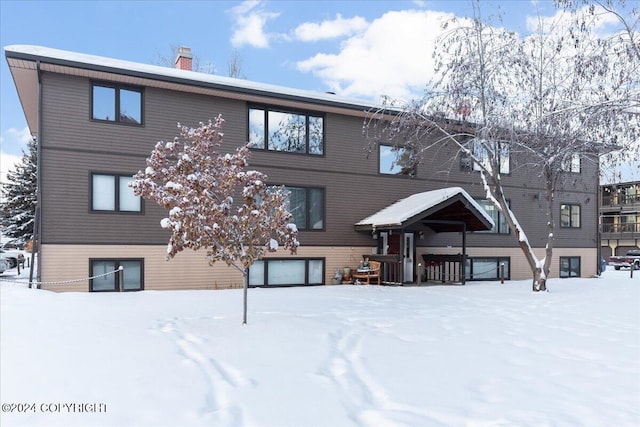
352;261;381;285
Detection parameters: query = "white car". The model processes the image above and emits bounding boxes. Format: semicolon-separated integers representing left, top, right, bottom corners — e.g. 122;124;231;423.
0;256;8;274
0;248;25;269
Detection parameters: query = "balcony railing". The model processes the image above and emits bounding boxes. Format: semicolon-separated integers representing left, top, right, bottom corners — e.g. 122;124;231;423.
601;222;640;239
601;193;640;207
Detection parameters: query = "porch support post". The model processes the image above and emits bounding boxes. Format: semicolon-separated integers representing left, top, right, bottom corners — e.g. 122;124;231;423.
461;223;467;285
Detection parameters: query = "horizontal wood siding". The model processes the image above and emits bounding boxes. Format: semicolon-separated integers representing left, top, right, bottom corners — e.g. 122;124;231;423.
38;70;598;288
40;244;595;292
39;244;375;292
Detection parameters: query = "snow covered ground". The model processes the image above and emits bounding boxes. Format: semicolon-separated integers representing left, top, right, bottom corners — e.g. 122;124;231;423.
1;269;639;427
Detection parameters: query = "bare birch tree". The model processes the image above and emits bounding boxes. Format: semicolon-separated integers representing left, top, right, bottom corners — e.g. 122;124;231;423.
364;0;639;291
131;115;299;324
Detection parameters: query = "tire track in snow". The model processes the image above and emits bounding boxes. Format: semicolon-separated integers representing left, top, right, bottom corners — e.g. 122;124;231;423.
321;325;451;427
159;319;251;426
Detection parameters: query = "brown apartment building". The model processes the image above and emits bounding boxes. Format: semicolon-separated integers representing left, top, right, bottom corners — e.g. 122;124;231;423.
600;180;640;259
4;45;600;291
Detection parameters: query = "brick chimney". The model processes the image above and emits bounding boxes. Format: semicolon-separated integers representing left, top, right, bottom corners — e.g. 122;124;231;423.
175;46;193;71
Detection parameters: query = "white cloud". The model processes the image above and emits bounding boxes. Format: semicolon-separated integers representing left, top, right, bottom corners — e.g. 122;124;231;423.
230;0;280;48
0;151;21;184
293;14;368;42
1;126;32;184
6;127;32;145
296;9;460;101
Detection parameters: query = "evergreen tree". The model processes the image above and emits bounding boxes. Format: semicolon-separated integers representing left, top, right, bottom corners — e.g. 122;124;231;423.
1;138;37;244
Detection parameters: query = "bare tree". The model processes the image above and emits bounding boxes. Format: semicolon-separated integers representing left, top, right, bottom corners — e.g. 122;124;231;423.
227;49;245;79
155;44;247;78
364;1;639;291
131;115;299;324
155;44;205;72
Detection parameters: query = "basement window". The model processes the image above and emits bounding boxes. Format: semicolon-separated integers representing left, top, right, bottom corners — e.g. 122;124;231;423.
559;256;581;278
90;259;144;291
249;258;325;286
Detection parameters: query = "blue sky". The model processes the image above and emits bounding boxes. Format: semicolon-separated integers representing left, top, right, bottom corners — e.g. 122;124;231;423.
0;0;635;182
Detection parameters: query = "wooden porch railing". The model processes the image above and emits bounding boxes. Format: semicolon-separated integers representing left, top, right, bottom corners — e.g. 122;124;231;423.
366;254;404;285
422;254;467;285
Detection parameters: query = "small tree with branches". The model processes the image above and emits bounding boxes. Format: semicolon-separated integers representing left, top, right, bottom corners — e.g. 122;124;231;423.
365;1;639;291
131;115;299;324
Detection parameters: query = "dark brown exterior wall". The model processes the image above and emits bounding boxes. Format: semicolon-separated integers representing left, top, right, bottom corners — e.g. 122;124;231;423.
39;71;598;251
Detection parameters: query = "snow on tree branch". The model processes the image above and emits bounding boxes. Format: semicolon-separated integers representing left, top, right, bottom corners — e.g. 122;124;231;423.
363;1;639;291
131;115;299;273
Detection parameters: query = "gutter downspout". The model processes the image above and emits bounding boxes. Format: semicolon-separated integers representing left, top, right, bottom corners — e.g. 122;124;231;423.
597;159;602;276
29;60;43;288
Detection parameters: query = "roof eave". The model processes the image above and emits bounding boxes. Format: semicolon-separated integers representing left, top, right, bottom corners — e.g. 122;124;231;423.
4;45;393;115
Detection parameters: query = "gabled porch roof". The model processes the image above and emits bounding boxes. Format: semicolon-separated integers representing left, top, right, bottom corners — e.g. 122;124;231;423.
355;187;494;233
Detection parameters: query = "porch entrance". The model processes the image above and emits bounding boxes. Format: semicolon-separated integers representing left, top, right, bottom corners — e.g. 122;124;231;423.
355;187;494;285
377;231;414;284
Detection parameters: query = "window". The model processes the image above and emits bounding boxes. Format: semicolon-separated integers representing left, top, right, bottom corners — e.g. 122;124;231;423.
561;153;581;173
92;83;142;125
476;200;510;234
379;145;415;176
465;257;510;281
282;186;324;230
90;259;143;291
249;258;325;286
560;204;581;228
249;107;324;155
462;141;510;174
91;173;141;212
559;256;580;278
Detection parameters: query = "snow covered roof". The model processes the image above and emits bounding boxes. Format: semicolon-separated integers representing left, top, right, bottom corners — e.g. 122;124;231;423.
4;44;388;113
355;187;494;232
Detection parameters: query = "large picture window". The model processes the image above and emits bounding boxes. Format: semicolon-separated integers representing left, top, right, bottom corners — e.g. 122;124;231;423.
465;257;510;281
91;173;141;212
90;259;143;291
560;204;581;228
379;145;415;176
92;83;143;125
476;200;510;234
248;107;324;155
249;258;325;286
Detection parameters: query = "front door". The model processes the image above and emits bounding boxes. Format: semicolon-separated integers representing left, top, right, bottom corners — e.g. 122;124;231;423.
404;232;415;282
380;231;400;255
